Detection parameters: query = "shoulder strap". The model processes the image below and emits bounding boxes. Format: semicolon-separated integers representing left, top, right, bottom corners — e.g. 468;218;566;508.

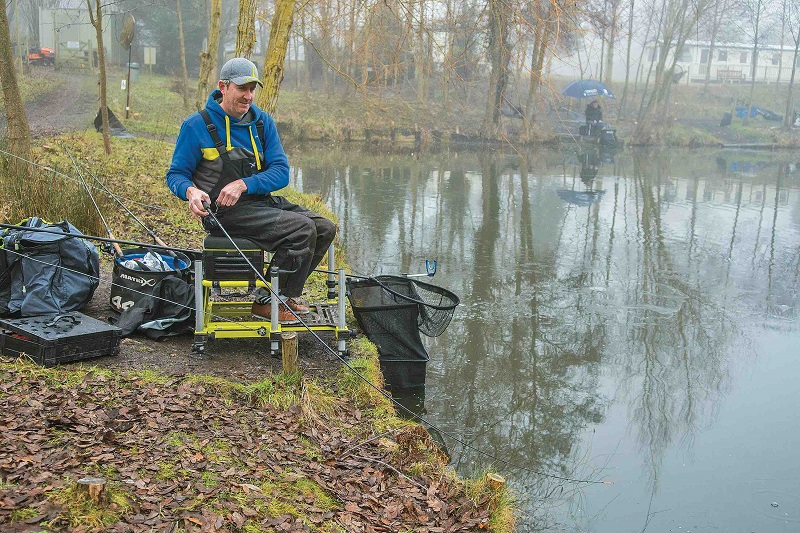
256;117;266;153
199;109;230;162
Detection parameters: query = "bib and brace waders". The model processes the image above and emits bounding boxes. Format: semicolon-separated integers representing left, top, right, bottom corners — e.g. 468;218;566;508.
196;110;337;298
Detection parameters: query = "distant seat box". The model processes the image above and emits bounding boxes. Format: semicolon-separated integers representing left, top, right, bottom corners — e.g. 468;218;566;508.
0;312;121;367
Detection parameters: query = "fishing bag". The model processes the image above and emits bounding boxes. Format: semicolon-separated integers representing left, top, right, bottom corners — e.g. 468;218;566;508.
0;218;100;317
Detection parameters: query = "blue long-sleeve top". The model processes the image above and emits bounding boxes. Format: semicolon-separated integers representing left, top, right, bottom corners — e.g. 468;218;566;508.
166;90;289;201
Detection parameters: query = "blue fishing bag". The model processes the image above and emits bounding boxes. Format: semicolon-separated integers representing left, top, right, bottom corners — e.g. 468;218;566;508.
0;218;100;317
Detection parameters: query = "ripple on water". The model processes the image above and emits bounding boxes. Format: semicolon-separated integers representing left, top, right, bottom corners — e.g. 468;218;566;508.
750;488;800;523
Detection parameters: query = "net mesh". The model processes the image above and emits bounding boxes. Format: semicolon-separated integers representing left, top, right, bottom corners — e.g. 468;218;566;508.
347;275;459;338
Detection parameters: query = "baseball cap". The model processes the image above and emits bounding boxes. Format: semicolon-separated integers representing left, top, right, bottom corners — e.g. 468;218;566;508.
220;58;263;87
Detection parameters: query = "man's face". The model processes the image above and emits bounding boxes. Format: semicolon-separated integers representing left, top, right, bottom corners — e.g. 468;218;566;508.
219;80;258;118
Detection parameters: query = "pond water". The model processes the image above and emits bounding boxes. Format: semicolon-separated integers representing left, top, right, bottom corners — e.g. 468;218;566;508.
289;144;800;532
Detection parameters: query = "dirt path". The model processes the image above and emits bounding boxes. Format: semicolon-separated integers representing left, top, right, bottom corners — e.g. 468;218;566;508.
0;68;98;137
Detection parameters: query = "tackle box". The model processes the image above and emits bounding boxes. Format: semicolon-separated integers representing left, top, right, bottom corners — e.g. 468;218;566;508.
0;312;121;367
202;234;265;282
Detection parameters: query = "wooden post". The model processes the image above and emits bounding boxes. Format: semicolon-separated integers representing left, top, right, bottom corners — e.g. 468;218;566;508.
486;473;505;490
281;332;299;373
77;476;107;503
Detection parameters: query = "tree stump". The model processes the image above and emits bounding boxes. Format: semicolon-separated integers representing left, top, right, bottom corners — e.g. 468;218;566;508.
281;332;299;374
77;476;107;503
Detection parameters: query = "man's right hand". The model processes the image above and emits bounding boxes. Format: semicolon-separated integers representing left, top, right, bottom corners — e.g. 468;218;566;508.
187;186;211;220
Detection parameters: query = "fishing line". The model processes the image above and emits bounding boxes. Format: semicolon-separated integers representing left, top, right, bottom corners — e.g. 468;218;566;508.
63;146;124;257
201;205;612;485
0;148;163;212
0;247;266;337
72;155;174;252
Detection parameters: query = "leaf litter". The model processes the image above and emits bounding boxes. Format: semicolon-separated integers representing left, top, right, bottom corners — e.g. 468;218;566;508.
0;363;495;531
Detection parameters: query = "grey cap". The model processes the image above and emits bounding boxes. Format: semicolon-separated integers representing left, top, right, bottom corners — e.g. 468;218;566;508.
220;57;263;87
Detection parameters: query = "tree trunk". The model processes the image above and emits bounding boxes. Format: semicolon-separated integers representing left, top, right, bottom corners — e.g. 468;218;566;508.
619;0;635;117
196;0;222;110
778;0;786;83
87;0;111;155
746;0;762;124
236;0;258;58
783;35;799;128
604;0;619;85
415;0;427;102
257;0;296;115
0;0;30;170
481;0;511;138
176;0;190;110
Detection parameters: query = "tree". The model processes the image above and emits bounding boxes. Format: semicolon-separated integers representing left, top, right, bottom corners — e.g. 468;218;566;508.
87;0;111;155
196;0;222;110
236;0;258;58
635;0;714;137
783;0;800;126
257;0;297;114
481;0;512;138
176;0;190;109
0;0;30;169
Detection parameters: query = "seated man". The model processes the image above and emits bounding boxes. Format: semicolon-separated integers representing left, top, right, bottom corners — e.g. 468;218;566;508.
166;57;336;322
585;99;603;135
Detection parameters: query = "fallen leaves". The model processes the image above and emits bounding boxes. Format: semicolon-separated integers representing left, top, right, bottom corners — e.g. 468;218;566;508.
0;364;493;531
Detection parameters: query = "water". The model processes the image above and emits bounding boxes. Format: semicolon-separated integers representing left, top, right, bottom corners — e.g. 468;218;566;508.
289;145;800;532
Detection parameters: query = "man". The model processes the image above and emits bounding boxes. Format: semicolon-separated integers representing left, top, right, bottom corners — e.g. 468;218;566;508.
585;99;603;135
166;57;336;322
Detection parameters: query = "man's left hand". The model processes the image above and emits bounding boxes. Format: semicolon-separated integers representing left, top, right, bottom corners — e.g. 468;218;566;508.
216;179;248;207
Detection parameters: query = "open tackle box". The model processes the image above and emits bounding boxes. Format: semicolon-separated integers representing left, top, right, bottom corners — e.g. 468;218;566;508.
0;311;121;367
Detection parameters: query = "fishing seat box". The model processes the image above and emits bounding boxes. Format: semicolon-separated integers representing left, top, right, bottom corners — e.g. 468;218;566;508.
202;234;265;282
0;312;121;367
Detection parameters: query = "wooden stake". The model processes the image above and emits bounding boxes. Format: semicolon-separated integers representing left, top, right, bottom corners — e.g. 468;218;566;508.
486;472;505;490
77;476;107;503
281;332;299;374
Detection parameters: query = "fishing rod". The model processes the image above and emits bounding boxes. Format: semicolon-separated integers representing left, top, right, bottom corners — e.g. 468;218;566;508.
63;147;124;258
0;223;200;258
200;203;612;485
73;155;176;256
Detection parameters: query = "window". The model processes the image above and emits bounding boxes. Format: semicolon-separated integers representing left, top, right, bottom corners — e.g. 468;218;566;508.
679;49;692;62
772;52;781;65
718;50;728;61
740;52;748;64
700;49;709;63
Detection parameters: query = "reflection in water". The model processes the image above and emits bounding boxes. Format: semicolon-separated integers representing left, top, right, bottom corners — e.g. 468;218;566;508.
290;147;800;531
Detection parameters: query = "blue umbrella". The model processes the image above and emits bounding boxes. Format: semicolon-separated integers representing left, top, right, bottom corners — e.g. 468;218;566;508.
562;79;615;99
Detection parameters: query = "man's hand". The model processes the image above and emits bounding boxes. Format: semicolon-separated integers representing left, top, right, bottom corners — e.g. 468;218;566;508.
216;179;248;207
187;186;211;220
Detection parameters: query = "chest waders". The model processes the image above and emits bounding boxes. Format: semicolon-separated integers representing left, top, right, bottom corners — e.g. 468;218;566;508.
199;109;266;208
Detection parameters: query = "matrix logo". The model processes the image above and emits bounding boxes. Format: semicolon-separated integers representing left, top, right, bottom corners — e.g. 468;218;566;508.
119;272;156;287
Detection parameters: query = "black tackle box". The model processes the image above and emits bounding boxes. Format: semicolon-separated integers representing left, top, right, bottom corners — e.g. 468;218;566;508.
0;312;121;367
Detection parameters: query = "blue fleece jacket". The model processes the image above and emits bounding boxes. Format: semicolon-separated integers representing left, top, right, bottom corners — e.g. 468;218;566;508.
166;90;290;201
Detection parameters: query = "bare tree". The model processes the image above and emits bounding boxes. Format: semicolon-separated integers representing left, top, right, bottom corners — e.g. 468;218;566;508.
236;0;258;58
176;0;190;109
482;0;512;137
86;0;111;155
635;0;714;137
196;0;222;110
783;0;800;126
257;0;296;114
0;0;30;168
